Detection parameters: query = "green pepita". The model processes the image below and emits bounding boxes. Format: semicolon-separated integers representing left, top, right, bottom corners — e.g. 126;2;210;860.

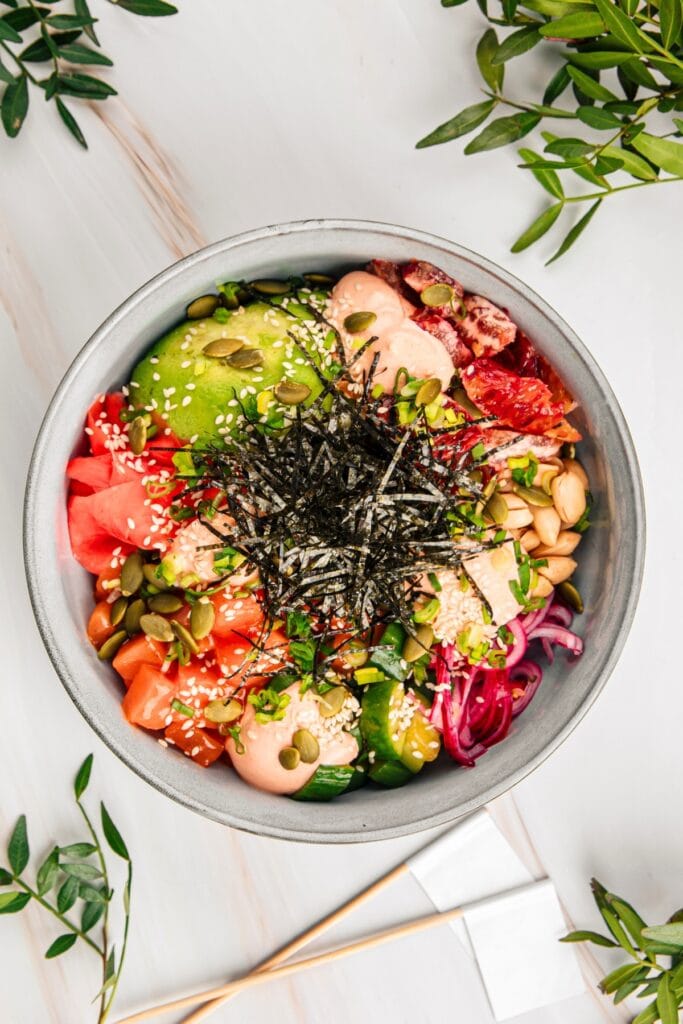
190;598;215;640
171;619;199;654
303;273;335;287
273;381;311;406
343;311;377;334
250;279;291;296
147;593;184;614
124;597;146;635
415;378;442;407
451;387;483;420
186;295;220;320
402;624;434;663
142;563;170;590
205;698;243;724
110;596;128;627
97;629;127;661
292;729;320;764
227;348;264;370
120;552;144;596
512;483;554;507
484;491;508;526
558;580;584;614
203;338;244;358
140;613;175;643
420;283;454;307
342;640;368;670
128;417;147;456
318;685;347;718
278;746;301;770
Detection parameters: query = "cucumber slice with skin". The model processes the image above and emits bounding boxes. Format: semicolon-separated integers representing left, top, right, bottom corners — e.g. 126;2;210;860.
360;678;407;762
368;622;408;681
291;765;364;801
368;760;413;788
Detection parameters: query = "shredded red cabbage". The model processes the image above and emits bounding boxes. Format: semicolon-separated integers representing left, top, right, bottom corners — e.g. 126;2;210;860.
430;591;582;766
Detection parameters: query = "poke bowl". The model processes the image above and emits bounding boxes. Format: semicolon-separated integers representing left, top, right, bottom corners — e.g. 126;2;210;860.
24;219;645;842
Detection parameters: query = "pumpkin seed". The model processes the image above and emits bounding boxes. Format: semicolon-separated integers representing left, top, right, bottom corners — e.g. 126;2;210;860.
148;593;184;614
318;685;347;718
273;381;311;406
303;273;335;286
190;598;215;640
402;624;434;663
128;416;147;456
558;580;584;614
97;629;127;661
140;613;174;643
512;483;554;507
420;283;454;307
278;746;300;770
250;279;290;296
186;295;220;320
110;596;128;627
451;387;483;419
292;729;320;764
227;348;264;370
142;563;170;590
343;311;377;334
415;378;441;407
124;597;146;635
205;698;243;724
342;640;368;669
203;337;244;358
120;552;144;596
171;619;199;654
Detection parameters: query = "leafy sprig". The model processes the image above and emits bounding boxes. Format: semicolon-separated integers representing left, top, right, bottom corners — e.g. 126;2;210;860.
0;0;177;148
562;878;683;1022
419;0;683;261
0;755;132;1023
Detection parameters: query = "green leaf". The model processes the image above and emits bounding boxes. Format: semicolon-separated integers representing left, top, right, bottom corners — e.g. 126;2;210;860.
649;58;683;85
37;849;59;896
657;973;679;1024
600;962;646;995
643;923;683;947
79;883;108;904
576;104;623;128
1;74;28;138
465;112;540;154
619;57;658;90
7;816;29;876
594;0;654;51
55;98;87;148
56;876;79;914
511;202;564;252
567;66;618;101
477;28;504;92
58;42;113;66
614;978;646;1004
45;933;78;959
0;16;22;42
56;72;117;99
545;137;595;157
61;861;102;881
633;1002;659;1024
81;899;105;933
518;147;565;196
538;11;606;36
74;754;93;799
546;199;601;263
594;154;622;174
114;0;178;14
569;50;632;68
47;13;97;29
543;64;571;105
75;0;99;44
660;0;683;49
416;99;496;148
60;843;97;858
607;894;648;945
560;929;618;947
0;868;12;885
100;803;130;860
492;25;540;64
0;57;14;84
632;133;683;176
0;891;30;914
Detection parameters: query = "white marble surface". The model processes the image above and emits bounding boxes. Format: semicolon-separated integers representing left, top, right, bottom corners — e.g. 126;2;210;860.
1;1;681;1022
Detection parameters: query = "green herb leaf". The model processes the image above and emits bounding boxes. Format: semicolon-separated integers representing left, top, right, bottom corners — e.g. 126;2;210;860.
560;929;618;947
0;868;12;885
56;72;117;99
37;849;60;896
416;99;497;148
600;961;646;995
511;202;564;252
61;862;102;881
1;74;28;138
100;803;130;861
0;891;31;914
643;923;683;947
545;137;595;158
79;882;108;904
476;28;503;92
601;144;657;179
45;933;78;959
657;973;679;1024
56;876;79;914
0;15;22;41
632;133;683;176
594;0;654;51
7;816;29;876
60;843;97;858
75;0;99;44
546;198;602;264
465;112;540;154
74;754;93;800
48;12;97;29
492;25;540;64
543;65;571;107
661;0;683;48
538;11;605;37
58;42;113;66
576;104;623;129
569;50;631;69
607;893;647;945
81;899;105;932
567;66;618;102
114;0;178;13
55;98;87;149
518;147;565;196
632;1002;659;1024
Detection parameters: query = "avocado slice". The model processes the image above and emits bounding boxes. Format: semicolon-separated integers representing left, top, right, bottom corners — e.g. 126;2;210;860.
129;303;329;442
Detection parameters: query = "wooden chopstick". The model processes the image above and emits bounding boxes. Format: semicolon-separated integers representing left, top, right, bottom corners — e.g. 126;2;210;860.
180;860;408;1024
116;901;464;1024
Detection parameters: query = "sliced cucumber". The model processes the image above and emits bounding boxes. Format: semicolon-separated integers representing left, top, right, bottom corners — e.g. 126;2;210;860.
291;764;364;802
368;760;413;788
360;679;407;761
368;622;408;681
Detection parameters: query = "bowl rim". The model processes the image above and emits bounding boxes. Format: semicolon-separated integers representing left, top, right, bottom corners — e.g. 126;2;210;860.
23;217;646;843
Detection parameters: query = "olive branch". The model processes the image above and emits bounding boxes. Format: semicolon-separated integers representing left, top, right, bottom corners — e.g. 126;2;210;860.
0;755;132;1023
418;0;683;261
0;0;177;148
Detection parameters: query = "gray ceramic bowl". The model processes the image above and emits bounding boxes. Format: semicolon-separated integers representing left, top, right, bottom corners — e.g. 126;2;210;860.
24;219;645;843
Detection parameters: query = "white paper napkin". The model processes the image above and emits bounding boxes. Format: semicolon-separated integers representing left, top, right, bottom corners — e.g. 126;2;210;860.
407;811;585;1020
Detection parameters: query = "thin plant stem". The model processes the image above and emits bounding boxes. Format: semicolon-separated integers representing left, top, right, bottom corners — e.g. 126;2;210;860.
77;798;111;1023
12;878;104;957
